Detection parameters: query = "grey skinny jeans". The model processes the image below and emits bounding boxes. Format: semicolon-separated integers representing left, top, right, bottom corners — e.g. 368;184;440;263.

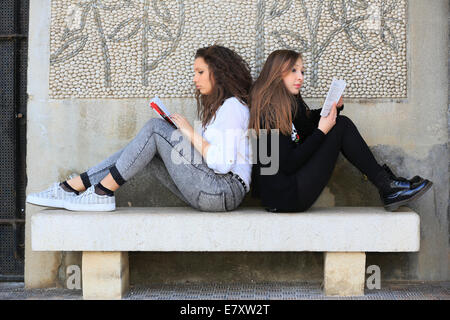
80;118;246;211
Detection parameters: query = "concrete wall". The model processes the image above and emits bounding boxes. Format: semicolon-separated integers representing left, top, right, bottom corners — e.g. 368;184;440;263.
25;0;449;288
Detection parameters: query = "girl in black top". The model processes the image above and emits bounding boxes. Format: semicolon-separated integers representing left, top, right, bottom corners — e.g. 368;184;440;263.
249;50;432;212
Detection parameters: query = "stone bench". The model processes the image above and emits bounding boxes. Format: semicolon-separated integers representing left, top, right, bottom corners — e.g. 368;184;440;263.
31;206;420;299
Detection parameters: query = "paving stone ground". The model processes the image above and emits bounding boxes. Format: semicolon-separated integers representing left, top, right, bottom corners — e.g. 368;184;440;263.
0;281;448;300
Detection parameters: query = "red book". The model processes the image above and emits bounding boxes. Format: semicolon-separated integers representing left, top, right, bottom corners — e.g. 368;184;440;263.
149;96;177;128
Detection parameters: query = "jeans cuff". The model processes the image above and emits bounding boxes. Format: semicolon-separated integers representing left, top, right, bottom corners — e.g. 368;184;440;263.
109;165;126;186
80;172;92;189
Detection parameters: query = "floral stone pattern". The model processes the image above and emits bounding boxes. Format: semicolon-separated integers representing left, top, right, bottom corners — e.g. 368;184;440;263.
49;0;407;99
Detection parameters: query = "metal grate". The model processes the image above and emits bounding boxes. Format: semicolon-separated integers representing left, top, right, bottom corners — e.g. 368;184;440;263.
0;281;449;300
123;281;450;300
0;0;28;281
0;41;15;220
0;226;22;277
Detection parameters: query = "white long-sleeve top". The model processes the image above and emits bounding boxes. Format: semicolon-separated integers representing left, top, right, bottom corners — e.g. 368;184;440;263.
200;97;252;192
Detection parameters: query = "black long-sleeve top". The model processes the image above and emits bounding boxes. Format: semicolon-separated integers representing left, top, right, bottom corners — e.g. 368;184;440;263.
251;96;344;211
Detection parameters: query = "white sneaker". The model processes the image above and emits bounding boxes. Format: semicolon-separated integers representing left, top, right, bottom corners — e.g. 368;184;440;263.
26;182;78;209
64;185;116;212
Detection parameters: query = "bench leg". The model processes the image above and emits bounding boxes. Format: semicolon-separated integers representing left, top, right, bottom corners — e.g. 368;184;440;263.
82;251;129;300
323;252;366;296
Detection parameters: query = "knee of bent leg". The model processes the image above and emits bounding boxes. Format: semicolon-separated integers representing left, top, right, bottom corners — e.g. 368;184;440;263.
134;117;159;141
146;117;164;128
337;114;350;123
142;117;164;136
336;114;354;128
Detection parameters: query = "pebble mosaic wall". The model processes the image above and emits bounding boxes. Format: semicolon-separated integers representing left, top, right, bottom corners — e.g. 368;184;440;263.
49;0;407;99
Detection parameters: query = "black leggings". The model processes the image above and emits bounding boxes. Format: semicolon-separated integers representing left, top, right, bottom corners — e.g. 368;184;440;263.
295;115;383;211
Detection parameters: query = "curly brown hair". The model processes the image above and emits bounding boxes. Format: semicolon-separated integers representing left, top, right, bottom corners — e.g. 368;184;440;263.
195;45;252;127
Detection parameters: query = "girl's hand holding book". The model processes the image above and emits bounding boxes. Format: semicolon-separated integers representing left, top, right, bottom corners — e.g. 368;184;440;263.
336;96;344;108
170;113;192;138
318;102;338;134
170;113;211;159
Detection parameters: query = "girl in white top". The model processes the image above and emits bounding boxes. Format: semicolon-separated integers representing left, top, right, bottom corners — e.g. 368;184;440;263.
201;96;252;189
27;45;253;212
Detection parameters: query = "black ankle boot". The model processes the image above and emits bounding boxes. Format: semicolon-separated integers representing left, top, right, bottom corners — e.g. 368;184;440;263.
374;167;433;212
382;164;424;189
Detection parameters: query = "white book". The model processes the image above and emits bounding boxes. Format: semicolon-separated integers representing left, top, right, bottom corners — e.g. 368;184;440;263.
320;78;346;117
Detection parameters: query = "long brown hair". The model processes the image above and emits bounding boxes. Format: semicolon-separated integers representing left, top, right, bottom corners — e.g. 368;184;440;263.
249;50;302;135
195;45;252;127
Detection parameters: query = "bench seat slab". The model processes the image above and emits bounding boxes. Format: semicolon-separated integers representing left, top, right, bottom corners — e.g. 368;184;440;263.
31;207;420;252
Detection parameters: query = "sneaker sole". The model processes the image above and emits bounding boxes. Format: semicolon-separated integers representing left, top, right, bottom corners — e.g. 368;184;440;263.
26;195;64;209
384;180;433;212
64;202;116;212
